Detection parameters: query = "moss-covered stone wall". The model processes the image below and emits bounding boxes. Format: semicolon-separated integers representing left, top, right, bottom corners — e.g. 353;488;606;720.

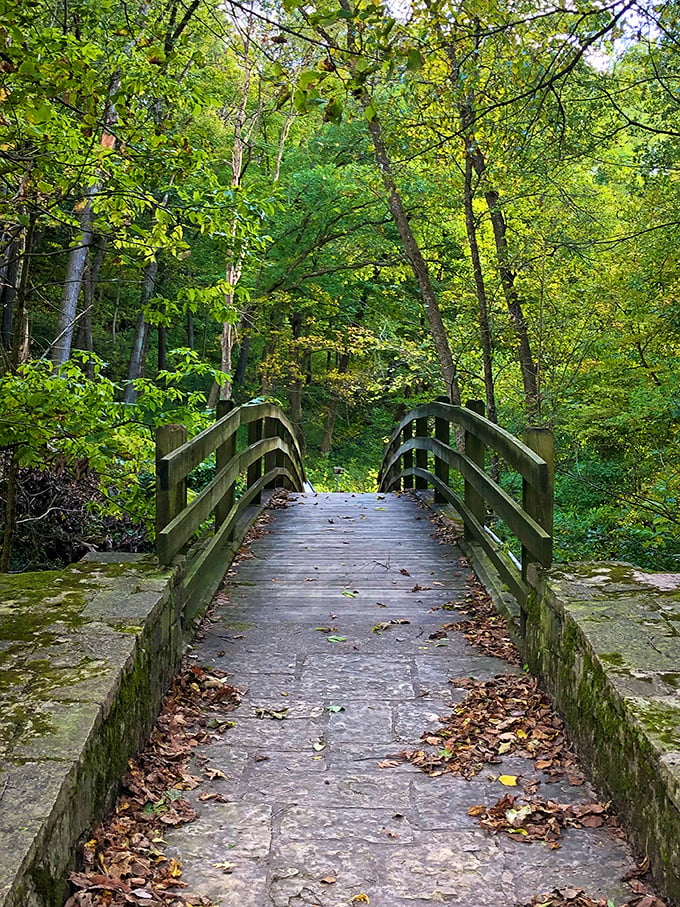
524;563;680;905
0;554;185;907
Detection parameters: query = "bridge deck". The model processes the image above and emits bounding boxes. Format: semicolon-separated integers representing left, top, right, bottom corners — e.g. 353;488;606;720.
165;492;634;906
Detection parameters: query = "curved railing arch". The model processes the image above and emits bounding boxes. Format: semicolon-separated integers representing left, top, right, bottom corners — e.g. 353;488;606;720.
155;400;306;613
379;399;553;605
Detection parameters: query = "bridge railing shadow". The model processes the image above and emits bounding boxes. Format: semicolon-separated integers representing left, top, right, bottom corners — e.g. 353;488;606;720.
378;398;553;606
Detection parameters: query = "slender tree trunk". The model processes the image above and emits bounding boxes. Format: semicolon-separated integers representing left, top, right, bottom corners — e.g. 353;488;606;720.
1;216;35;571
187;311;195;349
234;331;251;385
123;258;158;403
363;106;461;404
0;448;19;573
463;155;497;424
76;235;106;377
158;324;167;372
51;185;97;367
0;234;20;350
320;351;349;455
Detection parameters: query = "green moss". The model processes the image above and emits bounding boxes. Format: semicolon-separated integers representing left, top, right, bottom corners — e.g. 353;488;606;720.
600;651;626;666
627;699;680;751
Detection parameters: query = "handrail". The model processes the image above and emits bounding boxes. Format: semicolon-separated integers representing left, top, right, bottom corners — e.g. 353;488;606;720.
378;398;553;606
155;400;305;570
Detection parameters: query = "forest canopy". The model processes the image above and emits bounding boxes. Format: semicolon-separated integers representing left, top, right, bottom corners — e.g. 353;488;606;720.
0;0;678;571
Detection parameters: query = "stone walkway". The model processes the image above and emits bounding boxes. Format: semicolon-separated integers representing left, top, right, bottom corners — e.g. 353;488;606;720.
165;492;636;906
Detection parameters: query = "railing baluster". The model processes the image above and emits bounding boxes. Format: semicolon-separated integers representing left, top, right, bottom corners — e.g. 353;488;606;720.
434;396;450;503
155;423;188;557
215;400;236;529
463;399;486;541
402;421;413;490
522;427;554;576
264;416;278;488
247;414;264;503
415;416;428;489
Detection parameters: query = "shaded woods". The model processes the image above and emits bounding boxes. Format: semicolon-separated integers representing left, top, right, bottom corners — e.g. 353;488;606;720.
0;0;678;570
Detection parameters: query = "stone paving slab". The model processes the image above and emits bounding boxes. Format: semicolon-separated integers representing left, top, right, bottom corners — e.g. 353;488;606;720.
165;493;639;906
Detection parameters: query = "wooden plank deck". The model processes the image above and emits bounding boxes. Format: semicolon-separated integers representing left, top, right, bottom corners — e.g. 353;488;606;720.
164;492;635;906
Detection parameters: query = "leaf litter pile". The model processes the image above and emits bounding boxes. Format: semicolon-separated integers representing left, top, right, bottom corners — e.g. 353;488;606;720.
64;501;289;907
396;496;669;906
66;664;242;906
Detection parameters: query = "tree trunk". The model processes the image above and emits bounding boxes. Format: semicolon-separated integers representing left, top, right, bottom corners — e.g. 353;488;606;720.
158;324;167;372
364;106;461;405
0;234;20;350
187;311;195;349
0;447;19;573
123;258;158;403
51;186;97;367
76;235;106;377
463;155;497;424
234;331;251;385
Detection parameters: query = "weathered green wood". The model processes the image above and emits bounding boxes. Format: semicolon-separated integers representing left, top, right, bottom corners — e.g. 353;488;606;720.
384;402;548;488
215;400;236;528
384;437;551;565
464;399;486;543
415;417;428;490
522;427;555;576
160;401;292;489
247;417;263;504
396;466;528;603
160;409;240;491
264;418;279;490
434;396;450;504
158;436;292;564
155;424;187;545
402;421;413;490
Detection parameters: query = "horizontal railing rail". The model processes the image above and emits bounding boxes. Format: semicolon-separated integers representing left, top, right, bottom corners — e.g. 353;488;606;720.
155;400;305;611
378;398;553;605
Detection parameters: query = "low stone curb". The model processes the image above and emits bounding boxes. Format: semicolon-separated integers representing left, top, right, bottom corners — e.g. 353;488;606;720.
526;562;680;905
0;554;184;907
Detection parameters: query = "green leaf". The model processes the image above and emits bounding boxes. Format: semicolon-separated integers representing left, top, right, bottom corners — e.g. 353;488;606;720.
326;635;347;643
293;87;308;113
364;103;377;123
406;49;424;71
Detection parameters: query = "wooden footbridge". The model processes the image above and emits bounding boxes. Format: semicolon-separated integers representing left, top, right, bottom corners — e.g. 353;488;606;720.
4;398;678;907
155;396;554;621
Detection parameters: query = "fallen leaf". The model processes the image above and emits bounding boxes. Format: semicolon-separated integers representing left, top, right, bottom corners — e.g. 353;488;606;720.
498;775;519;787
320;875;337;884
327;635;347;643
254;707;289;720
214;861;237;873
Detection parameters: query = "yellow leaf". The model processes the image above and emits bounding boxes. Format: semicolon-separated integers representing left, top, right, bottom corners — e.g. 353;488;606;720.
516;728;528;738
351;896;370;905
498;775;518;786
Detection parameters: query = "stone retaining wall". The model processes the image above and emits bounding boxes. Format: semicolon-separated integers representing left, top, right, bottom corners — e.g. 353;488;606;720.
524;563;680;906
0;554;185;907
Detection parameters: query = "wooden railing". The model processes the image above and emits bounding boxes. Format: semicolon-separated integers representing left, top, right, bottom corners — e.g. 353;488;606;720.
378;399;553;605
155;400;305;611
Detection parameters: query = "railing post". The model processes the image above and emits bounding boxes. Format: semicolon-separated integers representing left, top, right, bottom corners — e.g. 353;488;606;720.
155;423;187;553
522;427;554;577
264;416;279;489
215;400;236;528
247;414;264;503
434;395;450;503
414;415;428;490
464;399;485;541
402;421;413;490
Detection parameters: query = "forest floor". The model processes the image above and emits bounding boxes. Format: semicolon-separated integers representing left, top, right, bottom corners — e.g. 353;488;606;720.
66;493;666;907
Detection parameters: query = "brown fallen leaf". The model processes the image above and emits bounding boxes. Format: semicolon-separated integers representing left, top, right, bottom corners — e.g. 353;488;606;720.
320;875;337;884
